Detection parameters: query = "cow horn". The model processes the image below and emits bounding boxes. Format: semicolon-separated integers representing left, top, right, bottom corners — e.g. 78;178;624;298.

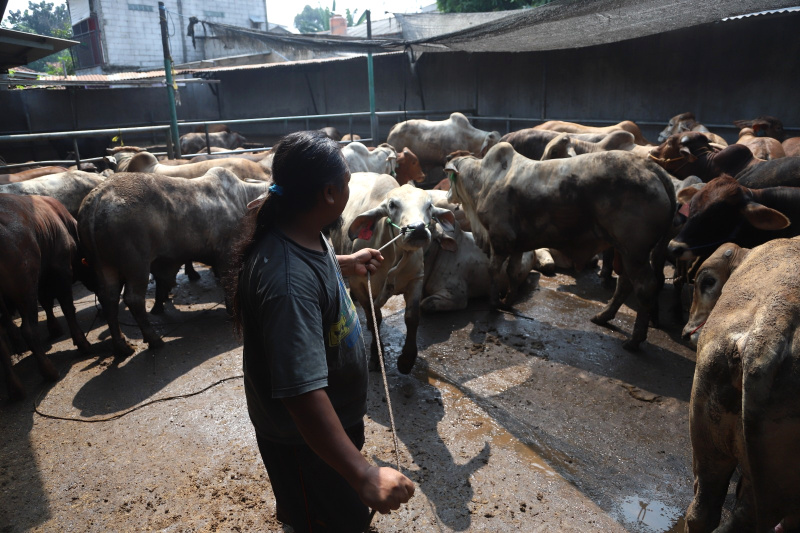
680;135;690;144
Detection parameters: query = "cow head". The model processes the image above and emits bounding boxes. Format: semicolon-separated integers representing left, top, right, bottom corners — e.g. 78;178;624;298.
667;176;790;260
375;143;398;176
682;243;750;345
541;133;576;160
395;148;426;185
658;112;698;143
648;134;699;177
733;116;784;141
226;131;247;149
348;185;456;252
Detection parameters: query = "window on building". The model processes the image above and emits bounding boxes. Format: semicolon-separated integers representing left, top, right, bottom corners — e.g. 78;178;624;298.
203;10;224;18
71;14;104;69
128;4;154;12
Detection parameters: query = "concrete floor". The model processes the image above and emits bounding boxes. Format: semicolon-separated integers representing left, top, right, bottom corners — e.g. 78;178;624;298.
0;266;737;532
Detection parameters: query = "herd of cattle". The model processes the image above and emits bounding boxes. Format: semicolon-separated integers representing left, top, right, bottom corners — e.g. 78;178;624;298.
2;111;800;531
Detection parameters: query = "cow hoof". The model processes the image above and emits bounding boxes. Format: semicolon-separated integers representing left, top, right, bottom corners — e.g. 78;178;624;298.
47;323;65;340
76;340;92;355
147;337;166;350
622;339;642;352
397;353;417;375
8;383;26;401
590;314;610;326
150;304;165;315
41;360;60;382
601;276;617;290
113;342;136;359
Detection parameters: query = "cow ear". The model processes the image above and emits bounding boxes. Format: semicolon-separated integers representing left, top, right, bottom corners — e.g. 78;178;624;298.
432;206;456;229
348;204;389;241
431;222;458;252
679;146;698;162
740;202;791;231
677;186;699;205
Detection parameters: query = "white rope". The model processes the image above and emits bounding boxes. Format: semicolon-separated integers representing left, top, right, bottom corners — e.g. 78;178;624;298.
369;234;403;470
362;234;404;531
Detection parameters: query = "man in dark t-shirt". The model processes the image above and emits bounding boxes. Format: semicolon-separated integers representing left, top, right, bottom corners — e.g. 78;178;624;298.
230;131;414;532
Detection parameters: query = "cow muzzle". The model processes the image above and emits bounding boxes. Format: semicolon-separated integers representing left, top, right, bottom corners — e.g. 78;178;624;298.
402;221;431;246
667;239;696;261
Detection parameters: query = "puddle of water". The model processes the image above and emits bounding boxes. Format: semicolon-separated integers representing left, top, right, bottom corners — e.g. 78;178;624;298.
617;495;685;533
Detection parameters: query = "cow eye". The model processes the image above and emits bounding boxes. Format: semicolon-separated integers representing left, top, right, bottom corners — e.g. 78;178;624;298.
388;199;397;210
699;276;716;292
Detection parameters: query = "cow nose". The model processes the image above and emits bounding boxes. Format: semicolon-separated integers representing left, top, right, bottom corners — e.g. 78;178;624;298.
406;221;427;238
667;240;688;260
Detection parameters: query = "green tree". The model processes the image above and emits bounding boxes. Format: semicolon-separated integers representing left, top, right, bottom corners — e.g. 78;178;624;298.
437;0;554;12
294;2;366;33
2;1;74;74
294;4;333;33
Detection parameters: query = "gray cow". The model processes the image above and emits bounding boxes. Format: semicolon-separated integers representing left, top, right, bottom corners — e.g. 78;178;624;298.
78;168;267;356
445;144;675;351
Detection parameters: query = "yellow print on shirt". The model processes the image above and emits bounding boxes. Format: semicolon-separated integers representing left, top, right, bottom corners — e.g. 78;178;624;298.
328;275;362;348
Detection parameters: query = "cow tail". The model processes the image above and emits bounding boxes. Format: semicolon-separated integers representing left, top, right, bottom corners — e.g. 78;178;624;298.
740;320;793;531
649;163;677;292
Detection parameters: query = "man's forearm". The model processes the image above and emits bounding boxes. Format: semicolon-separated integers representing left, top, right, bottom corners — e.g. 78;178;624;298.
282;389;370;489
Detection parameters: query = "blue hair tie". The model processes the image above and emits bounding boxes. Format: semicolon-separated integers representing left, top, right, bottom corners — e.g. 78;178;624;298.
269;183;284;196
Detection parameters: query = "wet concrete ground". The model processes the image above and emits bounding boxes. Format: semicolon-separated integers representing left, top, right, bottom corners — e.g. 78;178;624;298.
1;266;737;532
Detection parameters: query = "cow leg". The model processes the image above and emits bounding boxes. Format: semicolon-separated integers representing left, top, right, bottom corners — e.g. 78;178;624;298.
0;303;26;353
122;271;165;350
504;252;528;305
0;331;25;400
364;304;383;371
17;291;59;383
488;250;511;309
151;275;177;315
52;276;91;354
41;296;64;340
685;386;739;533
421;289;467;313
598;248;614;283
396;283;423;375
184;262;201;281
97;270;134;358
591;273;633;326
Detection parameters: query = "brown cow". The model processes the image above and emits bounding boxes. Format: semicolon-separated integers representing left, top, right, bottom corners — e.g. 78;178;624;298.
193;124;230;133
341;133;361;142
658;112;728;145
649;132;762;181
681;242;750;345
540;131;636;160
0;194;91;400
782;136;800;157
733;115;785;141
395;148;426;185
735;128;785;160
0;166;68;185
533;119;652;146
668;176;800;261
686;237;800;532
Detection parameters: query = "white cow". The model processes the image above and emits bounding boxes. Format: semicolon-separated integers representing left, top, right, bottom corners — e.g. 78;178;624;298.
341;142;397;175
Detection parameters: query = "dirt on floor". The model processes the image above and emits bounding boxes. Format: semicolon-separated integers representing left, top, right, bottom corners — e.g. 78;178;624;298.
0;265;737;532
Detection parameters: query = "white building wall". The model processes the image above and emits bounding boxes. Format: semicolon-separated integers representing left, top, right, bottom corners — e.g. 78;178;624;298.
88;0;267;71
68;0;92;23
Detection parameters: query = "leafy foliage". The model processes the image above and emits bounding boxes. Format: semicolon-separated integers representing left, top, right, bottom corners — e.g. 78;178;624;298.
2;1;74;74
436;0;554;12
294;3;367;33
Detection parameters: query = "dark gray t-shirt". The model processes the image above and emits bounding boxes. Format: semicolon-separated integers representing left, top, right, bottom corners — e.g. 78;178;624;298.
241;229;368;444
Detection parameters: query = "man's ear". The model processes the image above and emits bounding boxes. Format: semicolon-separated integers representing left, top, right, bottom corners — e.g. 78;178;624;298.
323;183;337;205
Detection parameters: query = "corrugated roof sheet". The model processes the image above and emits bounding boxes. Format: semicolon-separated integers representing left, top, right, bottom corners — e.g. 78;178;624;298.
722;5;800;20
